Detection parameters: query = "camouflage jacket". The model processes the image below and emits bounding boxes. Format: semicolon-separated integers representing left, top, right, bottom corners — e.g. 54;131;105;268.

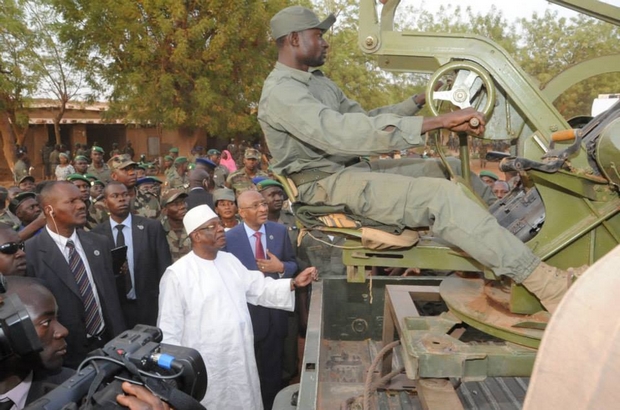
166;169;188;192
87;164;111;183
132;190;161;220
0;209;21;230
213;165;230;189
278;209;299;252
13;160;29;183
161;217;191;262
88;197;109;227
226;168;268;194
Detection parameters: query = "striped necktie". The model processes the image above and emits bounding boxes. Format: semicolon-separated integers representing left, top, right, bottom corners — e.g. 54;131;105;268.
66;240;103;336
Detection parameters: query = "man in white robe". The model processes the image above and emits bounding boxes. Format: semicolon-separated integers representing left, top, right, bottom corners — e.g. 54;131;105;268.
157;204;318;409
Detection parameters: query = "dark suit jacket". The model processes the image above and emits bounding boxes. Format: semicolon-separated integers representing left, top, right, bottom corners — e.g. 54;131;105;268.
93;215;172;327
225;221;297;341
25;229;126;368
186;188;214;210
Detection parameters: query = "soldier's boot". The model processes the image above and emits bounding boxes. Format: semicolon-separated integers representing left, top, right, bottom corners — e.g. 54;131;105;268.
522;262;588;314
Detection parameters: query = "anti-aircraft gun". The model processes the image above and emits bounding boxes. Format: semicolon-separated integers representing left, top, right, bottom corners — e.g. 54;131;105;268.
273;1;620;409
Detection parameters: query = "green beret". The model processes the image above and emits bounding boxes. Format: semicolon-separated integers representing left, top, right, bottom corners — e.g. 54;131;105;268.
91;146;104;153
91;179;105;187
480;170;499;181
84;173;99;181
174;156;188;165
207;149;221;156
256;179;284;192
164;155;174;161
169;147;179;154
66;173;91;184
74;155;88;162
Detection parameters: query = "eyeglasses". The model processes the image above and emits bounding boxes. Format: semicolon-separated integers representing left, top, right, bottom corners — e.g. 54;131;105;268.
0;242;25;255
239;201;268;211
197;222;221;232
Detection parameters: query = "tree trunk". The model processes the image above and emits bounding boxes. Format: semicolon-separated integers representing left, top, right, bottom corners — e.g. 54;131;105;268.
0;111;17;174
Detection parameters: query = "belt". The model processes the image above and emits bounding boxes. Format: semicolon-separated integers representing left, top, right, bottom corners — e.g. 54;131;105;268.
288;170;331;186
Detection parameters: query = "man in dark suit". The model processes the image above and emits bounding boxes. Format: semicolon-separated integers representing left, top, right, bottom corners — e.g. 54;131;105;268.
25;181;126;369
225;191;297;410
0;276;180;409
186;168;214;210
93;181;172;328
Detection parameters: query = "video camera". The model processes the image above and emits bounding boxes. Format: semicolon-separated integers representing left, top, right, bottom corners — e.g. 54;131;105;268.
0;274;43;362
27;325;208;409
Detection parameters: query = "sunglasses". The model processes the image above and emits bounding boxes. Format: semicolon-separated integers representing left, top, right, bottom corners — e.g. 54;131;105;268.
0;242;25;255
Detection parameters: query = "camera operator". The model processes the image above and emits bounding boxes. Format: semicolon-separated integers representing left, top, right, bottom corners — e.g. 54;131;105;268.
0;277;173;410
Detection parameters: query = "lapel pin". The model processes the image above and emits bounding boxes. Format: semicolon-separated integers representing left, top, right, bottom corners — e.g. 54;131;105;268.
269;235;274;240
137;225;144;230
94;250;100;256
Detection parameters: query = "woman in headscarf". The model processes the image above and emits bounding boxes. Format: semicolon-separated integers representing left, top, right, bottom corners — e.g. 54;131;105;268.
220;149;237;172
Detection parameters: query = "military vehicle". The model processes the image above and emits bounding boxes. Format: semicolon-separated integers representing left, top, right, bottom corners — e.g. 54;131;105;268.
273;0;620;408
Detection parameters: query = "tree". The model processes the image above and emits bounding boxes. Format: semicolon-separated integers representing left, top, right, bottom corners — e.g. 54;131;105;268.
0;0;35;171
24;0;87;145
53;0;290;143
517;11;620;118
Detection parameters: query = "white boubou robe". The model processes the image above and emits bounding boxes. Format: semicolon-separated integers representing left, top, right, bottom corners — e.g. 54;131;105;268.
157;250;294;410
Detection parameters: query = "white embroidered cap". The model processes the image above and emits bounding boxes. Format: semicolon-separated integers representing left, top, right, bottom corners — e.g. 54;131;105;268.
183;204;218;234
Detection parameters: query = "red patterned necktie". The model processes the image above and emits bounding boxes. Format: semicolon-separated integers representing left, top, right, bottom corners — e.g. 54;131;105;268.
253;232;266;260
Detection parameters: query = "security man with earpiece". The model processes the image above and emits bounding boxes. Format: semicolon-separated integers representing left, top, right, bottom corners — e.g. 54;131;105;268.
24;181;126;368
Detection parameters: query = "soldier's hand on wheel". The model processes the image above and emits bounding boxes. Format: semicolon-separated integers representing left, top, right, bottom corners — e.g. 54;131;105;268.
442;108;486;136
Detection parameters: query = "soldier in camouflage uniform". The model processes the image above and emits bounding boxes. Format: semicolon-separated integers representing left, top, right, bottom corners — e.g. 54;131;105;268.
213;188;242;231
160;189;191;262
87;146;111;182
109;142;122;159
169;147;179;160
207;149;230;189
0;187;21;230
133;177;162;220
73;155;89;175
13;152;30;184
165;156;189;192
225;148;268;195
163;155;174;179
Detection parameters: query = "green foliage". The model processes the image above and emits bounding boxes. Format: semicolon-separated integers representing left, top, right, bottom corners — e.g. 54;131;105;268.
52;0;290;138
517;11;620;117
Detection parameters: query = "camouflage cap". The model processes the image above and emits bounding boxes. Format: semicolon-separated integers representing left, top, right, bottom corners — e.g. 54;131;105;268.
107;153;137;170
66;173;91;184
270;6;336;40
8;191;37;215
213;188;236;204
244;148;261;159
91;146;105;154
207;149;221;156
161;189;188;207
